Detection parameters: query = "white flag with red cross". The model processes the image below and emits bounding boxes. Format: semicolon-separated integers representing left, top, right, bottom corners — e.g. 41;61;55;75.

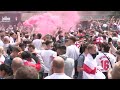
75;41;80;48
83;54;106;79
96;37;103;44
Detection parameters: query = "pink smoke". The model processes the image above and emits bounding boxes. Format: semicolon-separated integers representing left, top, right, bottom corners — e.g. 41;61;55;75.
23;11;80;36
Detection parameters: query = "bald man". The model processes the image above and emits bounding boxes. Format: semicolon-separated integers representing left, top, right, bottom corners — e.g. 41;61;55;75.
44;56;72;79
5;57;24;79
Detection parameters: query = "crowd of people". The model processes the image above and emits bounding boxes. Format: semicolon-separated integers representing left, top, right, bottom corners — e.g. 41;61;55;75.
0;15;120;79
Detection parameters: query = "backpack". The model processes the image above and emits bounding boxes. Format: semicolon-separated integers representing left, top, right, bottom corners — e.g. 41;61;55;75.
74;53;85;79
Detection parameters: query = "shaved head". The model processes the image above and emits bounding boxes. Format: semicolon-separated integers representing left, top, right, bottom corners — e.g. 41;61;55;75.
52;56;64;73
11;57;24;73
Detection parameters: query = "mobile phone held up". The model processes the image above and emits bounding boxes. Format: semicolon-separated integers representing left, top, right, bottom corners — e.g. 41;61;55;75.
108;38;112;43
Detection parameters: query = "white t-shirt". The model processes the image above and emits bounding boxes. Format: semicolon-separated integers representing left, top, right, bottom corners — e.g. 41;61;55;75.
0;40;4;47
44;73;72;79
66;45;79;61
0;55;5;65
9;37;14;44
64;56;74;78
95;53;116;72
32;39;42;50
40;50;57;73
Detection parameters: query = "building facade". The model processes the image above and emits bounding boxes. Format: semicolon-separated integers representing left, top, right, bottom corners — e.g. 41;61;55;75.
0;11;114;22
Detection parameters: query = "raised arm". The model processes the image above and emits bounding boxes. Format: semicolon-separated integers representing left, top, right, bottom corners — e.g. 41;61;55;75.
14;32;21;46
109;42;117;55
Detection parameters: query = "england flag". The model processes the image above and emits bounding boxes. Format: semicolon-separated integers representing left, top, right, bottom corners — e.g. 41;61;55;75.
83;54;106;79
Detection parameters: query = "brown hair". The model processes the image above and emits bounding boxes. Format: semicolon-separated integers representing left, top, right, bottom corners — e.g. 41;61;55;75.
112;32;117;37
101;42;110;52
28;44;35;49
69;36;76;43
87;44;95;50
45;40;53;46
12;46;22;52
15;66;38;79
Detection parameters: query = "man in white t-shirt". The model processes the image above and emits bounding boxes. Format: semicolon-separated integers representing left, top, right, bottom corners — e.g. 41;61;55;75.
66;36;79;61
66;36;79;78
32;33;43;50
95;42;116;79
9;32;15;44
40;41;57;77
44;56;71;79
3;32;21;55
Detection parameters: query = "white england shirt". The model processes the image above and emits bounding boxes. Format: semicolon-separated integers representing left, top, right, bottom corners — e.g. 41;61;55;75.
66;45;79;61
83;54;106;79
32;39;42;50
95;53;116;72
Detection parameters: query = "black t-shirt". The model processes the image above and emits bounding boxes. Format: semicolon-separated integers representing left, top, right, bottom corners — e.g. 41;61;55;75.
31;53;39;63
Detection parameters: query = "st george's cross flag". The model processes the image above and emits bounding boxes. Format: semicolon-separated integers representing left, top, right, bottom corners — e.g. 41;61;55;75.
83;54;106;79
75;41;80;48
96;37;103;44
